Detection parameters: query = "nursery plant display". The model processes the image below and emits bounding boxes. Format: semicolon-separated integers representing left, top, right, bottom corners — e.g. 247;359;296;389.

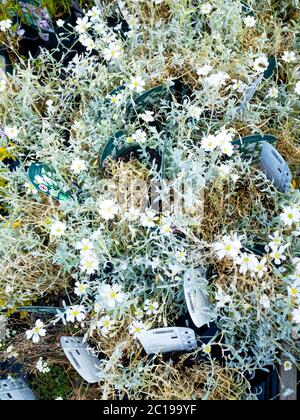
0;0;300;401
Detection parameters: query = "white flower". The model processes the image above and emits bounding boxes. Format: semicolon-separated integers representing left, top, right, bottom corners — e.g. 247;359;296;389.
98;199;119;220
74;281;88;297
243;16;256;28
128;76;145;93
292;307;300;324
66;305;86;323
97;315;114;336
217;164;239;182
94;21;106;35
141;209;158;228
55;397;63;400
235;253;257;275
287;282;300;301
205;72;230;88
50;221;67;237
25;182;38;195
81;36;95;51
134;307;144;319
200;3;213;15
187;105;203;120
70;158;87;175
56;19;65;27
253;55;269;73
213;234;242;260
201;343;212;354
259;294;271;309
232;79;245;92
215;288;232;308
103;42;123;62
282;51;297;64
108;92;124;106
80;252;99;275
160;222;172;236
295;81;300;95
219;140;234;157
176;249;186;261
36;358;50;374
270;245;287;265
25;320;46;344
252;257;268;279
0;19;12;32
4;126;19;139
159;217;173;236
46;99;55;114
144;300;159;315
75;16;92;34
290;269;300;283
280;206;300;227
124;207;141;221
0;77;7;92
129;320;146;338
6;345;18;358
284;361;293;371
132;129;147;144
100;283;125;308
197;64;213;77
201;134;219;151
140;110;155;122
87;6;102;22
76;238;94;255
267;87;279;99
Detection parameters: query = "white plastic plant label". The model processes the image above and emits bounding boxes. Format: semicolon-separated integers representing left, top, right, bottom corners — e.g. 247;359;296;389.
260;142;292;193
184;268;211;328
0;378;36;400
60;336;102;384
0;316;6;340
138;327;197;355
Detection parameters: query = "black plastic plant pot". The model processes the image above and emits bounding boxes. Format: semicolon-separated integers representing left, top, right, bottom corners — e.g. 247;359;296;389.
48;6;88;68
0;48;13;75
249;366;279;400
10;1;85;67
16;0;57;57
264;57;277;80
171;79;193;103
107;12;130;41
231;134;277;162
241;1;255;17
2;157;20;172
0;360;28;382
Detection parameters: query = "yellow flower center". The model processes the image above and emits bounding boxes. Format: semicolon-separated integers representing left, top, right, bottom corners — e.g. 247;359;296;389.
85;261;93;268
291;288;298;296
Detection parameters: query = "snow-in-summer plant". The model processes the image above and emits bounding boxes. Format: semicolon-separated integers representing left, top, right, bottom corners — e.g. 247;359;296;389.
0;0;300;400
